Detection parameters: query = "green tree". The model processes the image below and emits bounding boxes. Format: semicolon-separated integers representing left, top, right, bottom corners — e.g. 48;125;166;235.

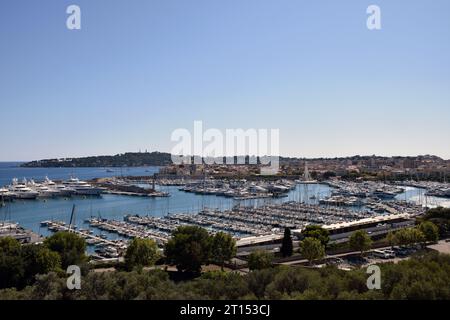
386;231;397;248
210;232;236;270
394;228;411;247
409;228;426;246
349;230;372;255
394;228;425;247
299;237;325;265
164;226;211;274
248;250;273;271
418;222;439;243
0;237;21;252
44;232;87;268
124;238;159;270
419;207;450;237
21;244;62;285
301;225;329;247
0;237;25;289
280;228;293;258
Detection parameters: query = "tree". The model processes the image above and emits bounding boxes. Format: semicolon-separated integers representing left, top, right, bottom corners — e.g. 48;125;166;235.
164;226;211;274
418;222;439;243
301;225;329;247
44;232;87;268
248;250;273;271
299;237;325;265
125;238;159;270
0;237;21;253
0;237;25;289
386;231;397;248
409;228;426;246
419;207;450;237
349;230;372;255
280;228;293;258
21;244;62;285
210;232;236;270
394;228;425;247
394;228;411;247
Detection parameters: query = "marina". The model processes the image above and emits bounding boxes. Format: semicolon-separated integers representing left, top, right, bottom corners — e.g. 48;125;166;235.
1;163;449;261
0;177;105;201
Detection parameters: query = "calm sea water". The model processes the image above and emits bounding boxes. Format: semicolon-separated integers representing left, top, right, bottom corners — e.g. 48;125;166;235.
1;162;448;240
0;163;332;238
0;162;159;187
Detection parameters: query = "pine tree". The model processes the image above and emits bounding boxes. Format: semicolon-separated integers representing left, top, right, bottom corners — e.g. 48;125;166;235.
280;228;293;257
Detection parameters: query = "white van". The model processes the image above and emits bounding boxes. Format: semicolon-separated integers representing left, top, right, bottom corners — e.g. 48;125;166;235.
371;250;391;259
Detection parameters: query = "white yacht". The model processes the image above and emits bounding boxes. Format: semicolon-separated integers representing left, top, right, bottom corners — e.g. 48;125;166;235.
0;187;14;201
63;178;104;196
27;179;60;198
9;178;39;199
43;177;75;197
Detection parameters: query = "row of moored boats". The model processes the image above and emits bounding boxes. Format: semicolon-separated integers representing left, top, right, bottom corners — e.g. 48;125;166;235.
0;177;104;200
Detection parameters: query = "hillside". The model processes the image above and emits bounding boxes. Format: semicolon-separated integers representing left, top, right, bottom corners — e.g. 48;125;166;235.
21;152;173;168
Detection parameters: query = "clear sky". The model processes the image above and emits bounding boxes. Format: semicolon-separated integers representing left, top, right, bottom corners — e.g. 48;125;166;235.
1;0;449;161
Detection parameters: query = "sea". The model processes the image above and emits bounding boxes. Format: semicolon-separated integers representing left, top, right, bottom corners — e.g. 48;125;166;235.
0;162;449;240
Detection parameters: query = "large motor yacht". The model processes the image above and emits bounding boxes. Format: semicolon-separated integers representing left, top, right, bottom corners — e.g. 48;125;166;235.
0;187;14;201
43;177;75;197
9;178;39;199
27;179;60;198
63;178;104;196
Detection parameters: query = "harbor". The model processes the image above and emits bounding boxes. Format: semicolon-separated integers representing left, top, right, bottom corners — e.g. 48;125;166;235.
35;198;425;261
1;163;450;262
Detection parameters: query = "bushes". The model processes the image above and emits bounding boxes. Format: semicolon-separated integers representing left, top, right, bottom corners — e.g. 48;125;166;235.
124;238;159;270
0;252;449;300
248;250;273;271
0;237;62;290
44;231;87;268
164;226;236;274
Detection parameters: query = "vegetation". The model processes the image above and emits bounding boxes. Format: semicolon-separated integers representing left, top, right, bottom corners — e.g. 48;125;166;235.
418;221;439;243
210;232;237;270
391;228;425;247
164;226;212;274
1;252;449;300
301;225;329;247
124;238;160;270
0;237;62;290
386;231;396;248
44;232;87;268
248;250;273;271
21;152;172;168
280;228;293;257
299;237;325;264
418;207;450;238
349;230;372;255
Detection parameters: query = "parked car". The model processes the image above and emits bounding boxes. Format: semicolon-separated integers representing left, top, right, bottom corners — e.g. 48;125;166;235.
345;255;369;266
326;257;344;266
371;250;392;259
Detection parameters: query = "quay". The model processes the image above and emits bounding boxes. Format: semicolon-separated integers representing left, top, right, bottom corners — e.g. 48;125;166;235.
93;178;170;198
87;218;169;244
102;190;170;197
0;222;43;244
40;220;127;260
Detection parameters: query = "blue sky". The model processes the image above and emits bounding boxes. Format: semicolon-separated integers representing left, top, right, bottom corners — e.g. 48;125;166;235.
1;0;449;161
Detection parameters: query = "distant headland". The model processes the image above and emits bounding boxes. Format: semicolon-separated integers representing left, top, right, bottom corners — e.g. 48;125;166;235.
20;152;173;168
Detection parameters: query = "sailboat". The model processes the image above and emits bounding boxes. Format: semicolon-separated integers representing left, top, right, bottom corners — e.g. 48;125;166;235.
301;162;318;184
